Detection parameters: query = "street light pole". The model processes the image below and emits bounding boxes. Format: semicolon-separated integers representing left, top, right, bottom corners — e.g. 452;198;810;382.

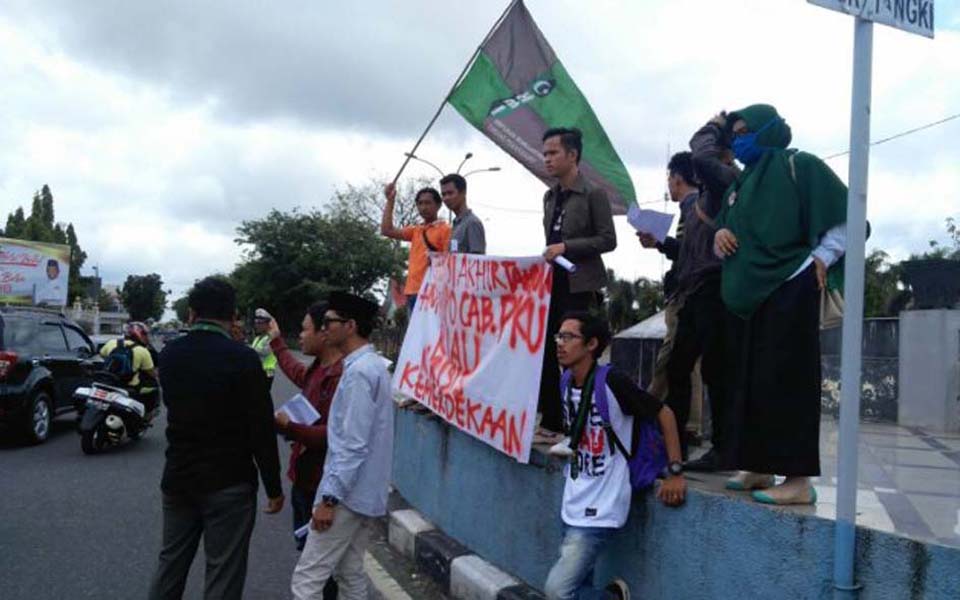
456;152;474;174
403;153;445;178
462;166;501;177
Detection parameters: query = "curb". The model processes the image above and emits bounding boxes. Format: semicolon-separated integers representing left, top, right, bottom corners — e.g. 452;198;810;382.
387;501;544;600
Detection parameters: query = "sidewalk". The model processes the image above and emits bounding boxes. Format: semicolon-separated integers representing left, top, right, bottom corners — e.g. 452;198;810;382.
688;418;960;548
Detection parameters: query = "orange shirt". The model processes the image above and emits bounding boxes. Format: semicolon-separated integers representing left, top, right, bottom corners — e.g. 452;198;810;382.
399;221;451;295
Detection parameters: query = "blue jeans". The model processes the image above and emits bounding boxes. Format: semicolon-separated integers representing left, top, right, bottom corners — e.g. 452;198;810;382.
543;526;617;600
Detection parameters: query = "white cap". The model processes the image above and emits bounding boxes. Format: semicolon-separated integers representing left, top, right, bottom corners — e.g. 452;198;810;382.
254;308;272;321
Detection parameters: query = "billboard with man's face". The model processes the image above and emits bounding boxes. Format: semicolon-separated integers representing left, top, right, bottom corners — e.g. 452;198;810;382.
0;237;71;307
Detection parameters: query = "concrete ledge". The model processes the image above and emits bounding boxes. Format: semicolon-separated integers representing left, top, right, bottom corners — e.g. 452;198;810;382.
496;585;547;600
451;555;520;600
386;500;529;599
392;406;960;599
415;530;470;590
388;509;434;558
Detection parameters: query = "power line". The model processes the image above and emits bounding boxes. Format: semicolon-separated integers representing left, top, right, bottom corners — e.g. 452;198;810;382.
471;201;541;215
477;111;960;215
822;111;960;160
473;196;670;215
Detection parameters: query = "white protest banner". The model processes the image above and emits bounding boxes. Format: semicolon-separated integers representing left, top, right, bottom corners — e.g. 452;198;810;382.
0;237;71;307
393;253;552;463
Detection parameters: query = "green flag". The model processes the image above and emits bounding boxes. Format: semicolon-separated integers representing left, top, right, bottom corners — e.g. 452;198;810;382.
448;0;635;214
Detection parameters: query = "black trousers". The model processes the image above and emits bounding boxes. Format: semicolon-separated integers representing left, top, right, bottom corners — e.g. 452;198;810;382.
292;486;339;599
148;483;256;600
727;265;822;476
664;279;728;458
538;271;595;433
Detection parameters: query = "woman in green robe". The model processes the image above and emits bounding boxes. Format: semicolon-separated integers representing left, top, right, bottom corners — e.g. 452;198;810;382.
713;104;847;505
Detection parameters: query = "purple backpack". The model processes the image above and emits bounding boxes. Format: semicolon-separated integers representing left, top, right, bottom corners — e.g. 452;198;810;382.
560;364;667;490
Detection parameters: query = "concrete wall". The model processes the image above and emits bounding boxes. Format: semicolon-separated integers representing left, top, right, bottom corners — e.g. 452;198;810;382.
393;408;960;599
898;310;960;433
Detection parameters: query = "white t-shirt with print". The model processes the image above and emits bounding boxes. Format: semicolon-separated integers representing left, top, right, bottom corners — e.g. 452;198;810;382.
561;383;635;528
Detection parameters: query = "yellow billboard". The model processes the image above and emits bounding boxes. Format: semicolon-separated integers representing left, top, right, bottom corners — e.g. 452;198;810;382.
0;237;72;307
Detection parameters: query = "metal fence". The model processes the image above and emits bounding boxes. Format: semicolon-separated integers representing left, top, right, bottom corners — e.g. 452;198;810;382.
611;317;902;424
820;318;899;422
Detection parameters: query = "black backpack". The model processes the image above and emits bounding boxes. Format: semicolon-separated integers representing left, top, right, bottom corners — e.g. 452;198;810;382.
102;338;136;384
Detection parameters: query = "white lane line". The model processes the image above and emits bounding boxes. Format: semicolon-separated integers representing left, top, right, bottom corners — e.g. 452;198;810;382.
364;551;413;600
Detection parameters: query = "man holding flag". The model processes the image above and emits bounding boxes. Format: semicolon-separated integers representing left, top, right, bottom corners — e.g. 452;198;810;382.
392;0;633;434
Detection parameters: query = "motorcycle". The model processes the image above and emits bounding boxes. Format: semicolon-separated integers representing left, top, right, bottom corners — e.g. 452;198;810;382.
73;373;156;454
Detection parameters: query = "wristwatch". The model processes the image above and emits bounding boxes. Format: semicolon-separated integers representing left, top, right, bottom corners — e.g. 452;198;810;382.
667;461;684;476
321;495;340;507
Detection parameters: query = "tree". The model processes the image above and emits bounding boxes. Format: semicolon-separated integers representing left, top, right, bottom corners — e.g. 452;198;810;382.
863;249;906;317
65;223;87;300
172;296;190;323
326;176;432;231
634;277;665;322
120;273;168;322
231;202;405;333
604;269;664;333
4;207;26;238
920;216;960;260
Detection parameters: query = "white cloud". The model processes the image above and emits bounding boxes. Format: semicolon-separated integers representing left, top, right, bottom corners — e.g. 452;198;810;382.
0;0;957;310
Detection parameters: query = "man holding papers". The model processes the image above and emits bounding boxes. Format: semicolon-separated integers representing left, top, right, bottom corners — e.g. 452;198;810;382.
266;304;343;600
634;152;698;409
539;127;617;435
291;291;393;600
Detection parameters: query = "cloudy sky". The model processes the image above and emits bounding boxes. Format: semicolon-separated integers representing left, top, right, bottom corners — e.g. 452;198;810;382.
1;0;958;307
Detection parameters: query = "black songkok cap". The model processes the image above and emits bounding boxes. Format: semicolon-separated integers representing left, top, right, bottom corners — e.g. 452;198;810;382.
327;290;378;321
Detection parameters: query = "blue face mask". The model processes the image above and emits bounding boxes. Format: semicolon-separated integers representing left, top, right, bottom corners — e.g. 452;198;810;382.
731;117;781;166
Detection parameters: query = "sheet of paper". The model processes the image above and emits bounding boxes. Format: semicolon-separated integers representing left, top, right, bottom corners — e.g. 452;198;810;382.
627;206;675;243
280;393;321;425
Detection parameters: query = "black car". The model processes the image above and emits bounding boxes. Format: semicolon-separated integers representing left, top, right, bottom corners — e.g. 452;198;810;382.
0;306;99;443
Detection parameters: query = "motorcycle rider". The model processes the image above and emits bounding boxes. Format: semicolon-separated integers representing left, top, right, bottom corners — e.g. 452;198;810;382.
99;322;160;417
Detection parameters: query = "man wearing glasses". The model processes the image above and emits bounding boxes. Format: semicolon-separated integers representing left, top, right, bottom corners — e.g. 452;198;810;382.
544;311;685;600
265;303;343;599
291;291;394;599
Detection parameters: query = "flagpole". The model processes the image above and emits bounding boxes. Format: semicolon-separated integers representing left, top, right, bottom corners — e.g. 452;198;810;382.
391;0;521;185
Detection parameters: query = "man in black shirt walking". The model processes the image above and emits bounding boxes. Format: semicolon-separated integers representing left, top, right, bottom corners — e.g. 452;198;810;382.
148;277;284;600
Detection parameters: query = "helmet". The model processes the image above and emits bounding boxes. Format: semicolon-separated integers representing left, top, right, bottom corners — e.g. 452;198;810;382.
125;322;150;346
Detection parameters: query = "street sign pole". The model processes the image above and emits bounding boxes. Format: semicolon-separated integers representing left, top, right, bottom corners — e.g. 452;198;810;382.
834;16;873;599
807;2;932;597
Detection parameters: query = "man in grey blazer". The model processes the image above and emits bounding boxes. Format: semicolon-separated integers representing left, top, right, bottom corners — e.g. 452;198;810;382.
539;127;617;433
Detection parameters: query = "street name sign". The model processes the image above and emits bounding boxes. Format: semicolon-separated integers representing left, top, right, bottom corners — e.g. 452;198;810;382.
809;0;935;38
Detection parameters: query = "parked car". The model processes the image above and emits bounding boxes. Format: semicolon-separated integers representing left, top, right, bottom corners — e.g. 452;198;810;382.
89;333;117;354
0;306;100;443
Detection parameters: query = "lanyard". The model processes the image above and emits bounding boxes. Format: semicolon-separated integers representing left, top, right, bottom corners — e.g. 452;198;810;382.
191;321;231;338
566;366;596;480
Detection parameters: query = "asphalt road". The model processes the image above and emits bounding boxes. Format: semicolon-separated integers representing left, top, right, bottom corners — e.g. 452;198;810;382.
0;361;310;599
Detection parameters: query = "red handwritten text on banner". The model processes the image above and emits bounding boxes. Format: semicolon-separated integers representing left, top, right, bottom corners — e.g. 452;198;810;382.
392;254;552;462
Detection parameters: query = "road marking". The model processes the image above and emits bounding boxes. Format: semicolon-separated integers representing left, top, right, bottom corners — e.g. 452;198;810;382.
364;551;413;600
